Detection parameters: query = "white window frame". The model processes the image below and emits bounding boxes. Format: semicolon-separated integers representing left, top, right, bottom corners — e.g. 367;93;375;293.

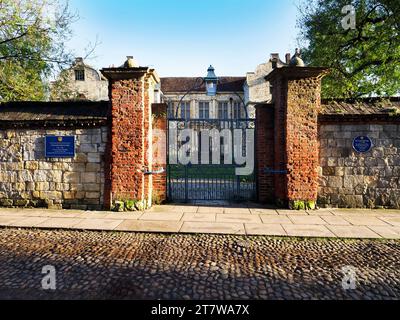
233;101;242;119
180;101;191;119
199;102;210;119
218;102;229;119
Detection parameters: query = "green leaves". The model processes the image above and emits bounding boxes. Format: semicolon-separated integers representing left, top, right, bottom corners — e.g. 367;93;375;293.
297;0;400;99
0;0;76;101
0;60;46;101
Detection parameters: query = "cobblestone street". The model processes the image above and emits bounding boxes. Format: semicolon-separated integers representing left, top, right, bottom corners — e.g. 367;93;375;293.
0;228;398;300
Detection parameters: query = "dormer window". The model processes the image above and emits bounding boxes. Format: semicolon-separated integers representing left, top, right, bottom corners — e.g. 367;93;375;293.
75;69;85;81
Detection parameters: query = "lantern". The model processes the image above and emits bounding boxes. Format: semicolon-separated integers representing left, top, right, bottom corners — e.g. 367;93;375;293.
204;65;218;96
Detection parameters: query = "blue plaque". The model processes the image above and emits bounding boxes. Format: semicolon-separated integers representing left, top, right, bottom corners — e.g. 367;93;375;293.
45;136;75;158
352;136;372;153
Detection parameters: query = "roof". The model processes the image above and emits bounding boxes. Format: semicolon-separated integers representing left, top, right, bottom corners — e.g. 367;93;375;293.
321;98;400;114
320;97;400;122
255;97;400;122
0;101;110;128
160;77;245;93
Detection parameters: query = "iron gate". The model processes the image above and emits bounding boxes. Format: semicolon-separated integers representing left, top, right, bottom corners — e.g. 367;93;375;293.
167;118;256;202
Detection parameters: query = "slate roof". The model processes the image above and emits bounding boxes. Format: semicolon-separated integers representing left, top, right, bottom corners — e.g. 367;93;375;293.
160;77;246;93
0;101;110;128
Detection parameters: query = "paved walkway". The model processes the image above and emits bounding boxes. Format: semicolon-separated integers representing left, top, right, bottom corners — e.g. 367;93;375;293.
0;204;399;239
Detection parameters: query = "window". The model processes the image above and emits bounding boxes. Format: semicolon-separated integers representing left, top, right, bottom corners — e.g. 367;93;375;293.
206;82;217;96
180;101;191;119
168;102;176;118
75;69;85;81
199;102;210;119
233;102;242;119
218;102;229;119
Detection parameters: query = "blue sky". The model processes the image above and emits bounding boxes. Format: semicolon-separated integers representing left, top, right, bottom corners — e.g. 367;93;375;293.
67;0;300;77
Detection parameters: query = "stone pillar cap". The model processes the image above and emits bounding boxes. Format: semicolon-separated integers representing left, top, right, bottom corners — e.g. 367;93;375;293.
265;66;330;81
289;48;305;67
100;67;160;84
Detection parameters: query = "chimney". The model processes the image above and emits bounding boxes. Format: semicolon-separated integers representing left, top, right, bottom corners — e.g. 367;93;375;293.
75;57;83;64
285;53;291;65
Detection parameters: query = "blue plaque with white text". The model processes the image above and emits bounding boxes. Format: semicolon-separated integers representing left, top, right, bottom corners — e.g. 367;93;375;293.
45;136;75;158
352;136;372;153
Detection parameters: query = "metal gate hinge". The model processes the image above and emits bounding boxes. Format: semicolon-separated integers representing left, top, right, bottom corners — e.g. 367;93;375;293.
142;167;165;175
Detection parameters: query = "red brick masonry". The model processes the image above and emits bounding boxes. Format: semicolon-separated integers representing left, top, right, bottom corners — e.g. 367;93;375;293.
152;103;167;203
258;67;329;206
101;67;160;208
255;106;275;203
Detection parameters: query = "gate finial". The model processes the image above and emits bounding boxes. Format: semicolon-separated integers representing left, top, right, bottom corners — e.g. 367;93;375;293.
289;49;305;67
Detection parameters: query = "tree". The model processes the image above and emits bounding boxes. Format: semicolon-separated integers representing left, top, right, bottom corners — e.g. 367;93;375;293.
0;0;76;101
297;0;400;99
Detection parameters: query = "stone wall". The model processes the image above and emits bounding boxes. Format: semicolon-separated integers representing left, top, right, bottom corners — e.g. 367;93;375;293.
318;123;400;209
0;127;108;210
245;56;286;105
244;54;288;117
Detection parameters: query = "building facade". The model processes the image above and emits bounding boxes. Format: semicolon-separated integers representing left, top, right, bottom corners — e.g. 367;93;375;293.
52;57;109;101
161;66;249;120
54;53;293;118
244;53;289;112
161;53;292;120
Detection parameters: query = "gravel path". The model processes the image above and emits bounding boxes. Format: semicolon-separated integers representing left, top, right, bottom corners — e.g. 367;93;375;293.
0;228;398;300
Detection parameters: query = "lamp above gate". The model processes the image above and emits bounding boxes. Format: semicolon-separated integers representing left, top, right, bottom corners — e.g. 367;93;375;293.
204;65;218;96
